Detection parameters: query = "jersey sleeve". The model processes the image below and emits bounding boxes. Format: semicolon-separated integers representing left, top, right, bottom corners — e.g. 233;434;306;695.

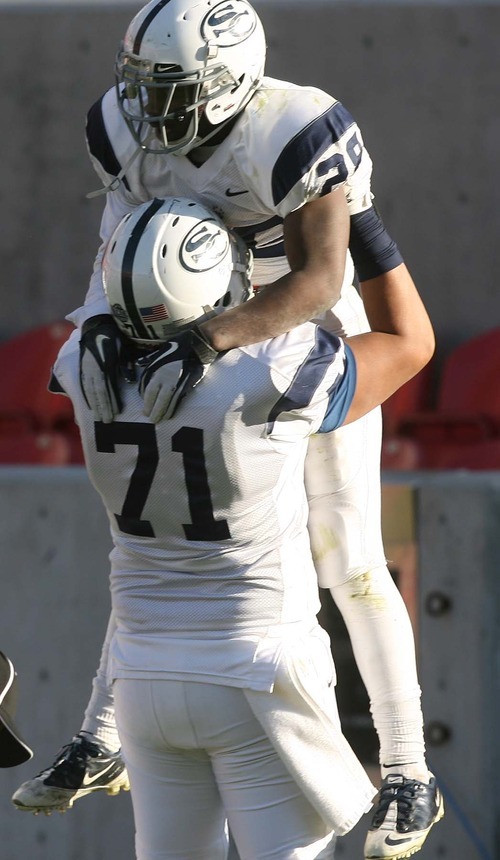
67;91;143;329
85;89;138;198
252;324;355;442
242;80;373;221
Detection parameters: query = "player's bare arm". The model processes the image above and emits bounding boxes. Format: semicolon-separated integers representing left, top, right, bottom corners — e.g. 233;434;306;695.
199;190;350;352
343;263;435;423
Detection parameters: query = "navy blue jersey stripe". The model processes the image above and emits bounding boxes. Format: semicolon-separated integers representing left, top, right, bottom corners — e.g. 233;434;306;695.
133;0;173;54
233;215;282;247
266;328;343;431
271;102;355;206
121;198;165;339
233;216;284;258
253;242;285;259
86;96;131;192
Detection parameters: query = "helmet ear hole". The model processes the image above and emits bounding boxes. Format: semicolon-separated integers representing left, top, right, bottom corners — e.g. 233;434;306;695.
214;291;232;308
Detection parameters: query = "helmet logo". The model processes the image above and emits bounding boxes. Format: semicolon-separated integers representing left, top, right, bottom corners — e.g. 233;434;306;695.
181;220;229;272
201;1;256;47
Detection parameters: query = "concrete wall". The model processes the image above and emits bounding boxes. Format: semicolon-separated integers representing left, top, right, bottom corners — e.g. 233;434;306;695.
0;467;134;860
417;472;500;859
1;467;499;859
1;2;499;368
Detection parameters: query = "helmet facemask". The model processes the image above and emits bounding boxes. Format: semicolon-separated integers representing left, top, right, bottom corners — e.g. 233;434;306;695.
115;54;241;156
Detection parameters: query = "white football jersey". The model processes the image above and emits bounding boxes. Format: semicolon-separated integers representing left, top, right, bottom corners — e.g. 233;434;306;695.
53;325;355;687
74;78;373;335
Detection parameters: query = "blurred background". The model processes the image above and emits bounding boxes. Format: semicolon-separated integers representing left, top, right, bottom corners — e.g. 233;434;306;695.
0;1;499;858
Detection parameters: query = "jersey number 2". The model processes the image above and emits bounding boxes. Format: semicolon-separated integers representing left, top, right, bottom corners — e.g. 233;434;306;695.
95;422;231;541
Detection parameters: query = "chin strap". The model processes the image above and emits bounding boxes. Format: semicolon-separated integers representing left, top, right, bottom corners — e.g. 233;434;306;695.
86;145;142;199
86;128;157;199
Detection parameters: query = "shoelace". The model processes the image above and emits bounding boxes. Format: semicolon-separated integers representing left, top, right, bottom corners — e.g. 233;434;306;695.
36;736;101;781
373;777;425;828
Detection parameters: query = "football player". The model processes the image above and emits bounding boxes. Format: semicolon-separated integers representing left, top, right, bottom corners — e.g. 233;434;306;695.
47;197;434;859
13;2;443;857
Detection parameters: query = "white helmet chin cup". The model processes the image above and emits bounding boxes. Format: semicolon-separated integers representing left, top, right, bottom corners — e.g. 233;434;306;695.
102;196;252;346
115;0;266;155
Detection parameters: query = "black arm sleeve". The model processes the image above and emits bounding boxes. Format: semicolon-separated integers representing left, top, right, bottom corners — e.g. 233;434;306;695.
349;206;404;282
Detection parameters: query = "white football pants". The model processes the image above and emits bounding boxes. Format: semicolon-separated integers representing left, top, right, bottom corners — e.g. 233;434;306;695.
113;678;337;860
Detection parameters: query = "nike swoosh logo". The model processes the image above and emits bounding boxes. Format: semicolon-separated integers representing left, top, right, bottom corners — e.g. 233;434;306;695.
225;188;248;197
148;341;180;370
159;342;179;359
95;334;109;365
82;762;116;787
385;836;414;846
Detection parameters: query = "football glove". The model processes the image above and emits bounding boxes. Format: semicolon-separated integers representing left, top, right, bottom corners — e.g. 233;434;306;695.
139;326;219;422
79;314;124;423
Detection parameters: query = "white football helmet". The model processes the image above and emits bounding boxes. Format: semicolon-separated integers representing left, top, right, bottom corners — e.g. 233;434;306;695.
102;197;253;346
115;0;266;156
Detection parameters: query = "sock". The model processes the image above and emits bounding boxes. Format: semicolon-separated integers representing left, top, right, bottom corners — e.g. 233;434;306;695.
330;567;429;783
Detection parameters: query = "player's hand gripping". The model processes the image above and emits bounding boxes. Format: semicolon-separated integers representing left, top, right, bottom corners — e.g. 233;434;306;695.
79;314;125;423
138;326;219;422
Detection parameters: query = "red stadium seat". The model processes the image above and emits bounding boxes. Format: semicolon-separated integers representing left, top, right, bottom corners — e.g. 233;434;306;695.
401;328;500;441
420;439;500;471
438;327;500;421
0;321;83;465
365;326;500;465
381;364;434;437
380;365;434;470
395;328;500;470
0;321;75;428
400;413;494;446
381;436;423;471
0;430;72;466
